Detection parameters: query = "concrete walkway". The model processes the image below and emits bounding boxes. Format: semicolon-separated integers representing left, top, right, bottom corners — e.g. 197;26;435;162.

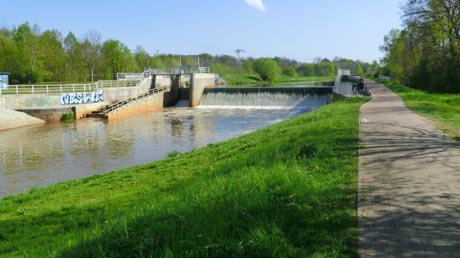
358;81;460;257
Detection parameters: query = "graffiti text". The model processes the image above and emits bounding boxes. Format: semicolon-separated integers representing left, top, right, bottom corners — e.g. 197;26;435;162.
61;90;104;105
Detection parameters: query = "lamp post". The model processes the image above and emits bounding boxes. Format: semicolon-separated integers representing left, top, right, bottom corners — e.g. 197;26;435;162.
155;49;160;70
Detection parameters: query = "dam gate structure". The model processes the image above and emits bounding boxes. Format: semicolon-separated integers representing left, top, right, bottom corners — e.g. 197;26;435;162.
0;66;334;124
0;67;216;121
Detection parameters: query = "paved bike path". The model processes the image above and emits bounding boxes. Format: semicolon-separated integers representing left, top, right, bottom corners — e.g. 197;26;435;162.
358;81;460;257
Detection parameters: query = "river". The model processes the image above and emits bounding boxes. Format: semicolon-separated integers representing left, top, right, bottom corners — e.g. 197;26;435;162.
0;106;312;198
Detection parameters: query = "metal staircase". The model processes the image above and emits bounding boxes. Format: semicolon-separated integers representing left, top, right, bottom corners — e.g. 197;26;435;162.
87;85;170;119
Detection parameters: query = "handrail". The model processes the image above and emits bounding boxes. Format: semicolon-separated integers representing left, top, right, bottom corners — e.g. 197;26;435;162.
170;67;210;74
0;79;143;96
103;85;170;115
116;72;149;80
95;79;140;88
144;67;210;75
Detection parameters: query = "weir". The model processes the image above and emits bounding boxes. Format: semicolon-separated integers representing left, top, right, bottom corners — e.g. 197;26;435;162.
0;68;333;127
0;68;216;125
199;87;332;108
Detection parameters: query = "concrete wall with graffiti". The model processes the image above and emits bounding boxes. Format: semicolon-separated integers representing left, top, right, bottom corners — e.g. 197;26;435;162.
0;87;148;110
0;77;153;110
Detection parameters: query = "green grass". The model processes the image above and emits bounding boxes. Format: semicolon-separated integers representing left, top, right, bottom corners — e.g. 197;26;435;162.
224;74;258;85
276;76;335;86
0;98;366;258
378;80;460;140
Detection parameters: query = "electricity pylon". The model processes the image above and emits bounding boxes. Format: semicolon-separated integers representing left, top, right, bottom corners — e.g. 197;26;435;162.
235;49;245;68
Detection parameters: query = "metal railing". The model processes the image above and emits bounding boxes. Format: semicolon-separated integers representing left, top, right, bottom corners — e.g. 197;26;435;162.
116;67;212;81
116;72;149;80
103;85;170;115
144;69;168;75
0;83;97;96
0;79;142;96
95;80;140;88
171;66;210;74
144;67;211;75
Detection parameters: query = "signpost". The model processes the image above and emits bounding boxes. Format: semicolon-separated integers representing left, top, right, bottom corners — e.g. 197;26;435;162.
0;73;9;89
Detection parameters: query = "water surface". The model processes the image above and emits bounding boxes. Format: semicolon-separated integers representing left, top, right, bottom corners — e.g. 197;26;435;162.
0;107;310;198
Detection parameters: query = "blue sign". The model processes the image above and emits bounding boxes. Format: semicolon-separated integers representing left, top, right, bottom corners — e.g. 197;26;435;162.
0;75;8;89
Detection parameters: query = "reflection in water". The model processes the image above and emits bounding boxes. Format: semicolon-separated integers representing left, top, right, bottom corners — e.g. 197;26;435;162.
0;107;310;198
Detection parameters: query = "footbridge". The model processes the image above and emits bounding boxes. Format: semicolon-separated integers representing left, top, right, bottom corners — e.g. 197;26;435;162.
0;67;216;122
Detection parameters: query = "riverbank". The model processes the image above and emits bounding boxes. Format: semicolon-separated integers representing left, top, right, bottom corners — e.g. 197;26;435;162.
225;75;334;86
376;79;460;140
0;109;45;131
0;98;366;257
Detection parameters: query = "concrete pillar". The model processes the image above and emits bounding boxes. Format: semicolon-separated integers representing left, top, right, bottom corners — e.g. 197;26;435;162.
189;73;215;107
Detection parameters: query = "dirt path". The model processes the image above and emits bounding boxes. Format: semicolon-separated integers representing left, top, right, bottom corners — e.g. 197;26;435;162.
358;81;460;257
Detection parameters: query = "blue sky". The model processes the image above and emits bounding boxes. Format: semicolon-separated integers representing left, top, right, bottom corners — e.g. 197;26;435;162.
1;0;403;63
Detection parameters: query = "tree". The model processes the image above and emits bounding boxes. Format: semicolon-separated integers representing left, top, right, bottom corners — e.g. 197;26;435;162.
0;28;22;83
356;63;364;76
63;32;85;82
366;60;381;77
253;58;281;83
134;46;151;71
101;39;136;79
242;60;255;74
283;66;298;77
381;0;460;92
39;29;65;82
297;63;314;76
81;30;101;82
198;53;213;67
13;23;44;83
209;63;234;78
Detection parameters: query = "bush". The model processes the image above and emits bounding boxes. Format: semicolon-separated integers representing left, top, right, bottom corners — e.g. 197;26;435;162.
253;58;281;84
282;66;298;77
60;112;75;121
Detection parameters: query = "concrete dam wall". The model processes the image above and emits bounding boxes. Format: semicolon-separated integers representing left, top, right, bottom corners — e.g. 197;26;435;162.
199;87;333;108
0;73;218;126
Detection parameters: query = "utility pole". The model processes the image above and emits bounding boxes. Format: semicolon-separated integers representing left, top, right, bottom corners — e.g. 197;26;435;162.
155;49;160;70
235;49;245;69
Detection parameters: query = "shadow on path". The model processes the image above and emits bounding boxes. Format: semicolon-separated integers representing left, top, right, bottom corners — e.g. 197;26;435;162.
358;81;460;257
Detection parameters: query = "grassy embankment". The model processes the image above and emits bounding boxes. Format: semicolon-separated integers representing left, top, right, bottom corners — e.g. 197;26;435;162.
225;75;334;86
378;80;460;140
0;98;366;258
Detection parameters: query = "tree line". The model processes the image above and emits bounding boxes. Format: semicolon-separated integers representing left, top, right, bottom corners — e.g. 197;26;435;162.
381;0;460;93
0;23;375;85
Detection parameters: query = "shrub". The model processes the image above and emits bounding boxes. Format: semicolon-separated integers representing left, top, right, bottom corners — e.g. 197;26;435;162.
253;58;281;84
60;112;76;121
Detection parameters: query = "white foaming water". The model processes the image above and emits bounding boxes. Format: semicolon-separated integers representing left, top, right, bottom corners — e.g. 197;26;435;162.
199;91;330;109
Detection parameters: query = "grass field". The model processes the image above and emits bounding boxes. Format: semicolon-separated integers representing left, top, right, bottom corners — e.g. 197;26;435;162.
0;98;366;258
379;80;460;140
